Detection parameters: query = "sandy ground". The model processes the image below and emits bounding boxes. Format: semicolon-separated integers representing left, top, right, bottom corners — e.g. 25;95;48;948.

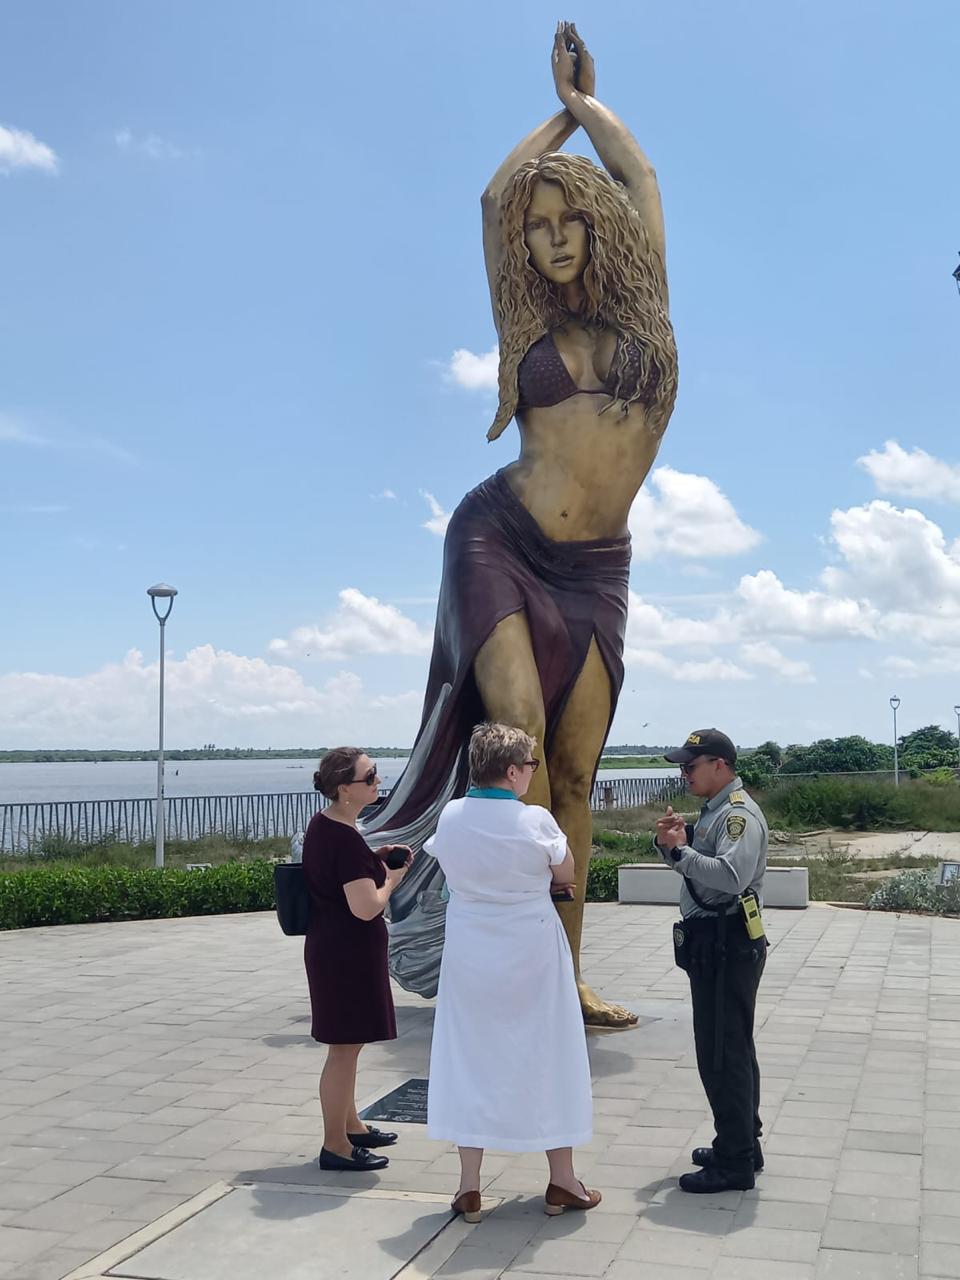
772;829;960;861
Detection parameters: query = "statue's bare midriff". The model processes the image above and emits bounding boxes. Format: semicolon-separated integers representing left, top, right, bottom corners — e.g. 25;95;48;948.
504;395;661;542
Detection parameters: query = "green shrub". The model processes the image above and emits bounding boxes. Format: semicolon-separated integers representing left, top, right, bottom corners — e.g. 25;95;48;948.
593;829;656;857
585;856;636;902
764;779;916;830
0;860;276;930
737;757;773;790
923;768;959;787
868;868;960;915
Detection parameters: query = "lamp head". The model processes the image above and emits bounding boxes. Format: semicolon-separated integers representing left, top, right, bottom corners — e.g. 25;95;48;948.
889;696;900;711
147;583;177;623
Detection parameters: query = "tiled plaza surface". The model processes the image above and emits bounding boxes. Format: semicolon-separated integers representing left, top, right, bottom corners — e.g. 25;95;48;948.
1;902;959;1279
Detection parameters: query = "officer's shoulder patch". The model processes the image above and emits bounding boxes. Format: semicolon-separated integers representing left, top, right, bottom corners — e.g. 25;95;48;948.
728;790;747;805
725;814;747;840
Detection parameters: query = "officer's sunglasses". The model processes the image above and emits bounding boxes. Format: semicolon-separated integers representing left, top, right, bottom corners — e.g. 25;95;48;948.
680;756;719;777
345;767;379;786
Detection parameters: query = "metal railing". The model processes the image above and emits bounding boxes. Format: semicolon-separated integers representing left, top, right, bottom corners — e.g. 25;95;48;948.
1;773;685;853
0;791;328;853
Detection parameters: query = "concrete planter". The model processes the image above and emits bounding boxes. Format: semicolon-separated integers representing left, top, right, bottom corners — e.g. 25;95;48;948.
617;862;809;908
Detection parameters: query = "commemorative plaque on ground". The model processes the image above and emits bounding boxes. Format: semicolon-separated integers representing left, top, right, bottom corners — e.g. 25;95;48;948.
361;1077;429;1124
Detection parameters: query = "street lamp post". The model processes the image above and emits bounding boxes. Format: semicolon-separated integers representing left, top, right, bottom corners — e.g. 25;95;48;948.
147;584;178;868
954;704;960;773
890;695;901;787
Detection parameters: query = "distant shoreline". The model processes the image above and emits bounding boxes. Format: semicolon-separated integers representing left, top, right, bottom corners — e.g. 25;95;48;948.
0;748;414;763
1;744;671;765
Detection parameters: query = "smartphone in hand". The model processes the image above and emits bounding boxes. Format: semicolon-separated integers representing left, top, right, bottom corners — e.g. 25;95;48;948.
384;846;412;871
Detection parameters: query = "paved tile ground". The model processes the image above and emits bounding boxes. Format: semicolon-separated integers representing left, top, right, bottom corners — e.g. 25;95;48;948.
1;903;959;1279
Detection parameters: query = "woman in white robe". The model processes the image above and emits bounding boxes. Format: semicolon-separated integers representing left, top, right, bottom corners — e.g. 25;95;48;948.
425;722;599;1218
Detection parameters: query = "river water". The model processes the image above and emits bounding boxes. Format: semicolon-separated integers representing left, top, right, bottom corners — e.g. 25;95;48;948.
0;759;680;805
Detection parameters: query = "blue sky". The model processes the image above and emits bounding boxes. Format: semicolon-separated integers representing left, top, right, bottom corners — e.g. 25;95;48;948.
1;0;958;751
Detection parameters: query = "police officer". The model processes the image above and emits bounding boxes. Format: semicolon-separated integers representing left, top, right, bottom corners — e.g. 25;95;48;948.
655;729;768;1194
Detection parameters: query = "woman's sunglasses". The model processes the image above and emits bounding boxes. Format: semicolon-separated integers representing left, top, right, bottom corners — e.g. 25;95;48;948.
345;767;379;786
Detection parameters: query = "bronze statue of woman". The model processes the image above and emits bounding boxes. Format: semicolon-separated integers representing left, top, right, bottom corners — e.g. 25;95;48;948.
366;22;678;1027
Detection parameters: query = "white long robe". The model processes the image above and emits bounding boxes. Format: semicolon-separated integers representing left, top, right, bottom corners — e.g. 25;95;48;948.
425;796;592;1151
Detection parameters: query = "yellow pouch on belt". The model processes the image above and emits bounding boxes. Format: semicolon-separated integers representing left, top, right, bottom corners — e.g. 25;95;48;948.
739;891;765;941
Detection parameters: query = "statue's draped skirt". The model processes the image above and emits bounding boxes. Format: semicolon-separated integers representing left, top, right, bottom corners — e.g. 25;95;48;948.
364;468;631;997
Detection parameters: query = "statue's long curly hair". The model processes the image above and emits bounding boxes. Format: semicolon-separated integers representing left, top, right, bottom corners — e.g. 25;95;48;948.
489;152;677;441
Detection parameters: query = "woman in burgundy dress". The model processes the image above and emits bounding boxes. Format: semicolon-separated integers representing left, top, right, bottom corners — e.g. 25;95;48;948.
303;747;411;1171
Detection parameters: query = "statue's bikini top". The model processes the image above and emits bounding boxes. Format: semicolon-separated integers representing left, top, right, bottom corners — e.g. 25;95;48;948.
516;330;647;413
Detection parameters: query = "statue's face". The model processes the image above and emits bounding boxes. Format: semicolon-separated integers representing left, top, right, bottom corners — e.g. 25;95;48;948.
523;179;590;286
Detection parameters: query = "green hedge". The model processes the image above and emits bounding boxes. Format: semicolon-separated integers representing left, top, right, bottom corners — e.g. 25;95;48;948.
0;855;637;929
0;860;275;930
585;856;635;902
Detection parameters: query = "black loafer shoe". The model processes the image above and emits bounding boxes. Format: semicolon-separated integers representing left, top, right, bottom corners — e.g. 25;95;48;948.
347;1125;398;1149
317;1145;389;1171
692;1144;763;1173
679;1166;754;1194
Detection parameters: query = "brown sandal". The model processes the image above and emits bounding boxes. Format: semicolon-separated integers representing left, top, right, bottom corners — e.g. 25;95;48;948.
451;1190;482;1223
544;1181;602;1216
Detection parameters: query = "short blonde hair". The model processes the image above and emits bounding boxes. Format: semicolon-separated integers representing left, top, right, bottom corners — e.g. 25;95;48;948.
468;722;536;788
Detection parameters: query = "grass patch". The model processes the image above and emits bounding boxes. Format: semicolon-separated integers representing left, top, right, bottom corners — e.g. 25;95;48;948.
760;777;960;832
598;756;671;769
1;833;290;874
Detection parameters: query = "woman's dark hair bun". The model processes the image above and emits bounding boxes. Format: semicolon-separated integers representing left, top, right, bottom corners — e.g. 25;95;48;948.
315;747;364;800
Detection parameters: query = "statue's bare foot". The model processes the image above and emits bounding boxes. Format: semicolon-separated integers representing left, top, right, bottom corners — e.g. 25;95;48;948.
578;980;639;1029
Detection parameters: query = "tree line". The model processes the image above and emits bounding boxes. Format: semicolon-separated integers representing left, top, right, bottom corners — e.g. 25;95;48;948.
739;725;960;786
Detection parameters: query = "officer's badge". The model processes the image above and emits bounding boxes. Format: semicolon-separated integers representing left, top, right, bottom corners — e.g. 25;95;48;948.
728;790;746;805
673;925;685;949
726;814;747;840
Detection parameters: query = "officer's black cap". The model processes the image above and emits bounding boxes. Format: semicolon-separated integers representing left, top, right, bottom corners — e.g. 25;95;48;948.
664;729;737;767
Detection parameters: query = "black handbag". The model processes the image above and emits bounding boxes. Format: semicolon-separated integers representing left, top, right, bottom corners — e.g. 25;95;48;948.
274;862;311;936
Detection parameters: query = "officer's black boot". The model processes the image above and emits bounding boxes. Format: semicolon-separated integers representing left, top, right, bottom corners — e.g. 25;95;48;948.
679;1164;755;1194
691;1142;763;1173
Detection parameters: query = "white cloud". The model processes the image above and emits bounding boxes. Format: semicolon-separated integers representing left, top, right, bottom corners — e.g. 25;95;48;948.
858;441;960;505
421;491;451;537
880;651;960;679
445;345;500;391
114;128;188;161
0;504;68;514
0;124;58;175
739;641;815;683
0;646;423;749
629;466;762;561
0;412;136;463
269;588;432;662
624;647;753;682
736;569;879;639
624;591;725;650
371;489;397;501
822;500;960;614
0;414;49;445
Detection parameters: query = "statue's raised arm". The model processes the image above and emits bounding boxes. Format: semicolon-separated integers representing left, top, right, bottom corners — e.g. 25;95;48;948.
484;22;675;441
551;24;667;293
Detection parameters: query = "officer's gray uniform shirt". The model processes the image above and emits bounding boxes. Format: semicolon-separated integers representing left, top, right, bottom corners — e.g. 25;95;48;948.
658;777;768;919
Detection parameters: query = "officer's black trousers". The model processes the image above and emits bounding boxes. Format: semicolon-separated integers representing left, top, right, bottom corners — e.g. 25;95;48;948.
688;932;765;1179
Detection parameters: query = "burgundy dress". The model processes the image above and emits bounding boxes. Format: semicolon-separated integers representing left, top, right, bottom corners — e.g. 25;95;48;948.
302;811;397;1045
